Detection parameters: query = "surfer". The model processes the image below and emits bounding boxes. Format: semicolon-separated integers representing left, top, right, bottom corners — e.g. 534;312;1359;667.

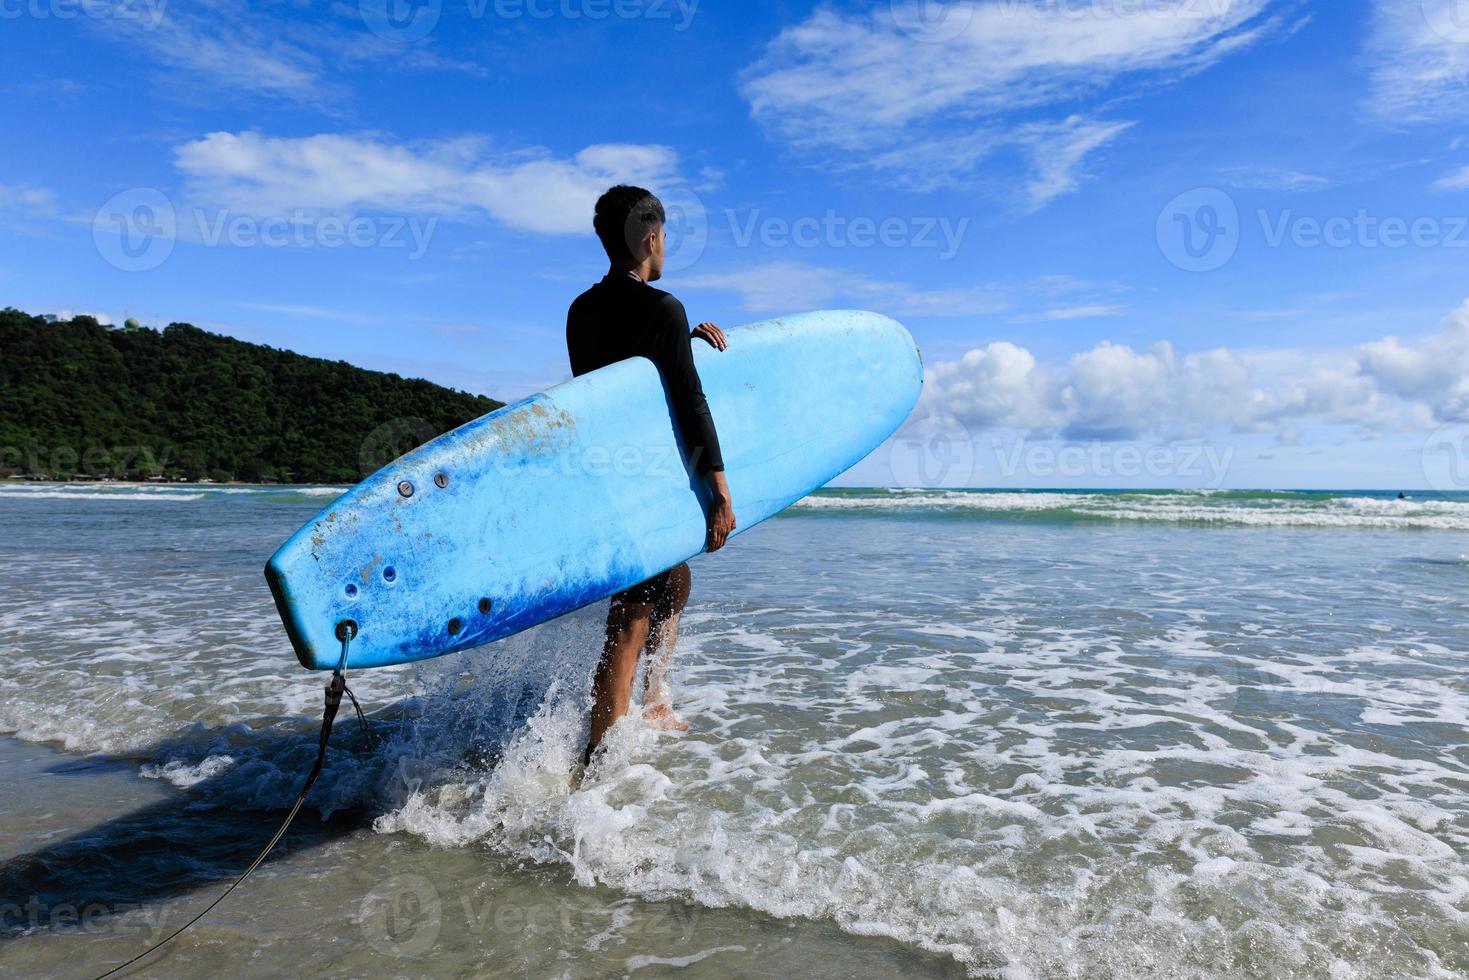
567;185;737;763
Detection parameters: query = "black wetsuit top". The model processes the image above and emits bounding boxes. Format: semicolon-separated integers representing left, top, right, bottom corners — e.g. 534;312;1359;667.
566;272;724;474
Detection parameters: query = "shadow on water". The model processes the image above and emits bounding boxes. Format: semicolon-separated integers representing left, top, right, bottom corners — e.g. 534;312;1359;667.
0;731;379;940
0;679;555;941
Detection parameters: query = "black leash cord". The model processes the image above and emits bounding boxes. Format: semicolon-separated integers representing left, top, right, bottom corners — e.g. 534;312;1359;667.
94;628;366;979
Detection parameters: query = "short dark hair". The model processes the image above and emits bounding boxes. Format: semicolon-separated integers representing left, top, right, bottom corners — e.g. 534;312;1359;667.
594;185;665;263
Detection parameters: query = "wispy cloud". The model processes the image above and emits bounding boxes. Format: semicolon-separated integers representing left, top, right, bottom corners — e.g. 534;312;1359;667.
1015;304;1129;323
683;263;1141;322
741;0;1283;207
237;302;380;324
1015;117;1135;211
0;184;59;218
1219;165;1333;191
1365;0;1469;125
173;132;686;235
680;261;1009;317
1431;164;1469;191
83;0;481;108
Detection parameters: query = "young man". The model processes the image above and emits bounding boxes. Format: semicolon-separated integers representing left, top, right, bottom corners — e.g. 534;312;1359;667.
567;185;737;764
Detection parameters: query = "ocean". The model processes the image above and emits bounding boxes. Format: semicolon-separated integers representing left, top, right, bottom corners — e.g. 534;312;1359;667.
0;484;1466;978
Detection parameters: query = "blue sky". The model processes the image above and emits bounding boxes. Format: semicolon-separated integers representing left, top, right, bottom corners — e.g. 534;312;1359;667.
3;0;1469;489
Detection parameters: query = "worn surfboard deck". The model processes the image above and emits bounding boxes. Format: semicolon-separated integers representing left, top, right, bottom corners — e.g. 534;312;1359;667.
265;310;922;670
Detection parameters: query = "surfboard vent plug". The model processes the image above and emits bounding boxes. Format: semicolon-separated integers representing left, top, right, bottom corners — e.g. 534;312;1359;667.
397;481;414;498
434;472;449;488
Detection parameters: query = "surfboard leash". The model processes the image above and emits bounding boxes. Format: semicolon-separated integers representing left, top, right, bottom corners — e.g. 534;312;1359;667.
93;622;369;979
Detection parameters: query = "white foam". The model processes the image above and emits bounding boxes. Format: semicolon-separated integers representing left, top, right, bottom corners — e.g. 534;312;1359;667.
4;486;1467;977
791;490;1469;531
0;489;208;501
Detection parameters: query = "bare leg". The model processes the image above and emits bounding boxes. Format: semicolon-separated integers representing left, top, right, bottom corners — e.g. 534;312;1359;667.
585;599;654;764
642;564;690;732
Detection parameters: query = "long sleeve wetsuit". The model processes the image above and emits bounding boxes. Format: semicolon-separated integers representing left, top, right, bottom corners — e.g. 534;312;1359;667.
565;272;724;474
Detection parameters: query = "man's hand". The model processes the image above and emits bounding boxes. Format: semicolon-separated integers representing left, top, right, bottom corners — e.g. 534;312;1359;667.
691;322;728;351
706;470;737;552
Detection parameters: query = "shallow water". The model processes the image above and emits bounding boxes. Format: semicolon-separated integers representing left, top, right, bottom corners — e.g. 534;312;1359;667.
0;484;1466;978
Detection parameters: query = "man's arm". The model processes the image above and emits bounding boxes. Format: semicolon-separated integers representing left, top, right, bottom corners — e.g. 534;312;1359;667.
653;296;737;551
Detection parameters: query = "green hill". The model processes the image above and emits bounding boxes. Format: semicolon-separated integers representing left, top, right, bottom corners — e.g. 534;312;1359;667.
0;308;504;483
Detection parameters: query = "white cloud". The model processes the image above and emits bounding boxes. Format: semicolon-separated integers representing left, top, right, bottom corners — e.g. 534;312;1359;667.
1431;164;1469;191
1219;165;1332;191
1366;0;1469;124
679;261;1009;317
94;0;339;104
86;0;479;106
1358;301;1469;421
1016;304;1128;322
921;301;1469;440
0;184;60;218
741;0;1280;204
49;309;114;325
173;132;685;235
1015;117;1135;210
924;342;1062;430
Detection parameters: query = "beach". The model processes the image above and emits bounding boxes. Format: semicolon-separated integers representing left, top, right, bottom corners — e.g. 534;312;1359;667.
1;484;1466;978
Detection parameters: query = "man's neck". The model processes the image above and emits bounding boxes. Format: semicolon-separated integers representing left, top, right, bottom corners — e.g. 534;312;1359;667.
610;261;657;283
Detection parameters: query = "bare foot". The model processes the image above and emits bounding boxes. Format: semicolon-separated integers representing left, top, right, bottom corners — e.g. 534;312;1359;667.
642;703;689;732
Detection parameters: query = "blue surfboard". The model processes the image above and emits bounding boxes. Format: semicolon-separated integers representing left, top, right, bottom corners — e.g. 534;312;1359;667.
266;310;922;670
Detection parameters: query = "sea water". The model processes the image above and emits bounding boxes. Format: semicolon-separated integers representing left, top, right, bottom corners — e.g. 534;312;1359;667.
0;484;1465;978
